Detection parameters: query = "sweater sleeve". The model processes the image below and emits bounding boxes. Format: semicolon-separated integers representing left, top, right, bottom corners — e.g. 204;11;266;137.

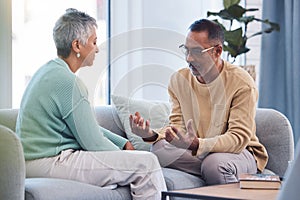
99;126;128;149
63;79;123;151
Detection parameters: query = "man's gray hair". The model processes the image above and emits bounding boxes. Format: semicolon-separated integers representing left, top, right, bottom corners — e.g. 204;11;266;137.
53;8;97;58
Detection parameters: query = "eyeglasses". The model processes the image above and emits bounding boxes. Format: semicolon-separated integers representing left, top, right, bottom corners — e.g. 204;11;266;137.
179;44;218;57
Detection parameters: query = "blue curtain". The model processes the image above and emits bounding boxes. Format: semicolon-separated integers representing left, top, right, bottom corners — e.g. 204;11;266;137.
259;0;300;145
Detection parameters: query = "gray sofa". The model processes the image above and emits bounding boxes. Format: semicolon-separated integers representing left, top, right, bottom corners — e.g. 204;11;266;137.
0;105;294;200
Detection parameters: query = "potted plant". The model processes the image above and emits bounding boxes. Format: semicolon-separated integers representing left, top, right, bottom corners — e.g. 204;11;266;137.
207;0;280;79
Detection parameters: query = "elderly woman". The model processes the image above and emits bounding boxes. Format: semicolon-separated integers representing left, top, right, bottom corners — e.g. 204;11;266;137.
16;8;166;200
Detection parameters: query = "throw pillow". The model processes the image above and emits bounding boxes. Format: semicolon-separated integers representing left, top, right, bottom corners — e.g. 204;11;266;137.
111;95;170;151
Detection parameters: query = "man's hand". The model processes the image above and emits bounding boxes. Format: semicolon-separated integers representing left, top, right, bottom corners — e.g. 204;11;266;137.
165;119;199;154
123;141;135;150
129;112;158;141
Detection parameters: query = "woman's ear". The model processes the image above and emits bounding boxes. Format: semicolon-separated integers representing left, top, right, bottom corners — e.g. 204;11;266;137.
71;40;80;53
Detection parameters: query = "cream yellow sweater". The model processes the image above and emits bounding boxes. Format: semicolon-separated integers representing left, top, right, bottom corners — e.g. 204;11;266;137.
157;61;268;172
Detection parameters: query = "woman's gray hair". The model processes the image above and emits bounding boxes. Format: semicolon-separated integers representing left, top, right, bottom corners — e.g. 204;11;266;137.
53;8;97;58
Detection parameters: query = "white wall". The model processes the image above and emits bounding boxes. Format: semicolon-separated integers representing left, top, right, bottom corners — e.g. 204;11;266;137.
110;0;223;101
245;0;263;85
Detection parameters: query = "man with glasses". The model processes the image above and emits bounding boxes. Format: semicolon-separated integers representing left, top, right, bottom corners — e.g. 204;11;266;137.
130;19;268;185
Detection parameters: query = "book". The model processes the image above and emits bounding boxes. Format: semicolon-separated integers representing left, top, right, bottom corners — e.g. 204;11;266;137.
239;173;281;190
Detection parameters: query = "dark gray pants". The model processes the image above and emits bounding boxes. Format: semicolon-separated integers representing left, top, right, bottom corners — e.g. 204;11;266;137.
151;139;257;185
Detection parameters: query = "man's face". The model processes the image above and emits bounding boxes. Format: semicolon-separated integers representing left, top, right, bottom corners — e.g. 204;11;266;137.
184;31;216;77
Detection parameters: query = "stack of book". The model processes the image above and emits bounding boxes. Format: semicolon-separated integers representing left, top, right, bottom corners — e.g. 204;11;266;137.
239;173;281;190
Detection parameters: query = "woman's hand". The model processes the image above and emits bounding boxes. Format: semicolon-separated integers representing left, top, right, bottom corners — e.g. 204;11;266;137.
123;141;135;150
129;112;157;141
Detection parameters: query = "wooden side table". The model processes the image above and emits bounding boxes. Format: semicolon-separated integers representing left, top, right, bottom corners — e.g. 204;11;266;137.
162;183;280;200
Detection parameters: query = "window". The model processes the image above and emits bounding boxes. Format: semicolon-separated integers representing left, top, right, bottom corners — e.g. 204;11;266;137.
12;0;109;108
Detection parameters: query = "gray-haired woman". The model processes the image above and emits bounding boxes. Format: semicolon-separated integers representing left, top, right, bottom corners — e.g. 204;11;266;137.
16;8;166;200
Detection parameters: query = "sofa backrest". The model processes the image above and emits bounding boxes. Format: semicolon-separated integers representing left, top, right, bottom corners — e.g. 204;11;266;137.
94;105;126;138
0;106;127;138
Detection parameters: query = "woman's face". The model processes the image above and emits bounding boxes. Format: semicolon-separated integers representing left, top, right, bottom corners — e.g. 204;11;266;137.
80;28;99;67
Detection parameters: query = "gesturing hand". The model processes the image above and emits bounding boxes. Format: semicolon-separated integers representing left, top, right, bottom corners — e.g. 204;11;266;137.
165;119;199;153
129;112;157;141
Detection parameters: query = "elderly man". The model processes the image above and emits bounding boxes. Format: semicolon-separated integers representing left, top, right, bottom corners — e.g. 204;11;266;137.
130;19;268;185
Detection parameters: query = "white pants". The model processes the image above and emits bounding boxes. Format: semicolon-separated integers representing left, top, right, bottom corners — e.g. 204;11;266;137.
26;149;167;200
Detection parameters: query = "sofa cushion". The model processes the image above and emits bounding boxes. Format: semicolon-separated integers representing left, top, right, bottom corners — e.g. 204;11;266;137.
25;178;131;200
162;168;205;190
111;95;170;151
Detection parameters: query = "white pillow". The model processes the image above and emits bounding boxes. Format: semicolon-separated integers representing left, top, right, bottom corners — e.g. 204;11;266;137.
111;95;170;151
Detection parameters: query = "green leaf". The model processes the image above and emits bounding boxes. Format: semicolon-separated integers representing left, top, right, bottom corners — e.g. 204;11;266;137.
249;27;278;38
207;0;280;59
237;46;250;55
223;0;240;9
256;19;280;31
224;28;243;46
246;8;259;12
223;28;249;58
212;19;226;30
224;43;249;58
212;5;258;21
247;18;280;39
223;45;238;58
238;16;255;24
207;10;234;20
207;5;246;21
227;4;246;19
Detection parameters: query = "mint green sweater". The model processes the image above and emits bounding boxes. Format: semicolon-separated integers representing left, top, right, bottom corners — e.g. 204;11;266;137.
16;58;127;160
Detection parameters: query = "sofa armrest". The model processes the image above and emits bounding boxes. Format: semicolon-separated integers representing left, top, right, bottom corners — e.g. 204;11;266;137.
0;109;19;132
0;125;25;200
255;108;294;177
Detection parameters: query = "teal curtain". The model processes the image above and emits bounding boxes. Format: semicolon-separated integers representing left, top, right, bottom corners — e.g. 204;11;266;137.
259;0;300;145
